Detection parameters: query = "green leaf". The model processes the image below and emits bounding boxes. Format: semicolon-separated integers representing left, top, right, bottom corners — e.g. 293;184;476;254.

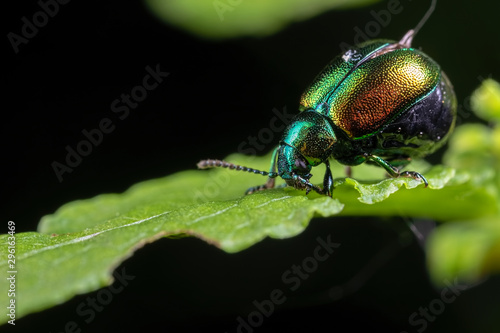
2;146;498;323
144;0;380;39
2;157;345;322
427;216;500;285
471;78;500;123
427;87;500;286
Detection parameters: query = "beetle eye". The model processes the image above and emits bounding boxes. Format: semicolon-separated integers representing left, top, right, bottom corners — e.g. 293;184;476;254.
294;157;309;173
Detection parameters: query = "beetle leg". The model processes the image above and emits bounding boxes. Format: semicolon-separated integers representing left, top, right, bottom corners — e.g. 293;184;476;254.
290;161;335;197
291;174;324;195
245;148;279;195
367;155;428;187
322;160;334;197
345;166;352;178
245;177;278;194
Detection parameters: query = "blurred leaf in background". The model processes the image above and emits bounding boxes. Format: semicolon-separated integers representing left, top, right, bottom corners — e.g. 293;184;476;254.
427;78;500;286
471;78;500;123
144;0;380;39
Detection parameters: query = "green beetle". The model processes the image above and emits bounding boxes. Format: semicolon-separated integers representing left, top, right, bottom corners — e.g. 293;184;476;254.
198;0;456;197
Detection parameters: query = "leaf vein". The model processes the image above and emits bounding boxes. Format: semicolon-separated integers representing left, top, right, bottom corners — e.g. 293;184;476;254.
17;211;171;261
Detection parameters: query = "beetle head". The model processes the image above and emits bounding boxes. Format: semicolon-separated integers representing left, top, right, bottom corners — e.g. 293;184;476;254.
277;111;336;189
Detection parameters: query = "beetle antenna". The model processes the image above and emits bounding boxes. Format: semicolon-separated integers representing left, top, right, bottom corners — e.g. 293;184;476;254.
413;0;437;37
197;159;278;178
399;0;437;47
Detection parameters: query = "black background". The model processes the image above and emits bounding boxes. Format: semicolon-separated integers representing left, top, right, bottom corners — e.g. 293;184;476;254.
3;0;500;332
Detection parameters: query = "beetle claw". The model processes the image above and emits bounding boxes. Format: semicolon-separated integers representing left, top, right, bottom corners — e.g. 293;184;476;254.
400;171;429;187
